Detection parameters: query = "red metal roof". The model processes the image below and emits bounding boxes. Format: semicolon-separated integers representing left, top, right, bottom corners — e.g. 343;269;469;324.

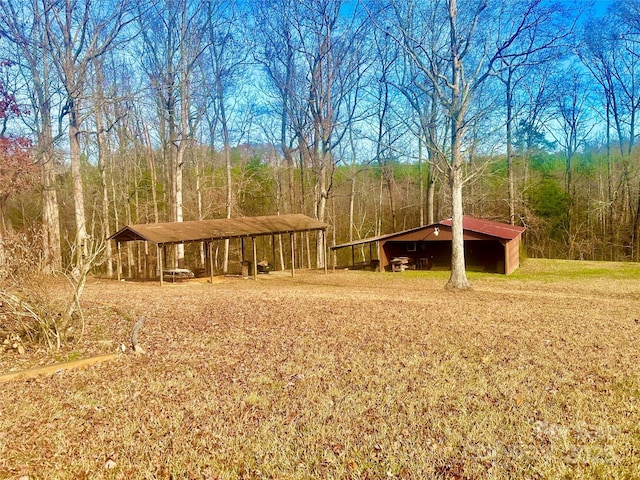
440;216;525;240
332;216;525;250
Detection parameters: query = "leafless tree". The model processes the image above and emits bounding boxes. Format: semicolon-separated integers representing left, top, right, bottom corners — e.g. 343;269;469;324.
138;0;209;267
199;0;246;273
0;0;63;273
255;0;369;268
42;0;135;272
380;0;571;288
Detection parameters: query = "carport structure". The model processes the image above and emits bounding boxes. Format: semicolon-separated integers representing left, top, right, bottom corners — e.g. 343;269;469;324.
332;216;526;274
109;214;329;285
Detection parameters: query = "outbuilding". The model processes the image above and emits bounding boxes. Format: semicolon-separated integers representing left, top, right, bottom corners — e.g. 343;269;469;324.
109;214;329;284
332;216;526;274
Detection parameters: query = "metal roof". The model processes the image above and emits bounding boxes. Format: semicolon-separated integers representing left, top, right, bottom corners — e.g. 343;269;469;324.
332;216;525;250
109;214;329;245
440;216;526;240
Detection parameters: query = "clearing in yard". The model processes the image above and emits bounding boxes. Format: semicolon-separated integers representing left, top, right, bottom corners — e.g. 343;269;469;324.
0;258;639;479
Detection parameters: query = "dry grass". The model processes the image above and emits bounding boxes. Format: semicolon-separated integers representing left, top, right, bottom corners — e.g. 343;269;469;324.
1;258;639;479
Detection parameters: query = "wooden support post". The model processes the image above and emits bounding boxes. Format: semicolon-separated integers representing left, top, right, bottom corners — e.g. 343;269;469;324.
208;241;215;284
377;241;382;272
144;241;150;280
323;230;328;274
203;241;208;274
271;234;276;270
116;241;122;281
158;244;164;286
290;233;295;278
252;236;258;280
351;245;355;268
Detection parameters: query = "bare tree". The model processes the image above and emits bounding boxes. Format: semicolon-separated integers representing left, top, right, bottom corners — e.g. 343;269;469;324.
91;57;114;277
138;0;209;267
43;0;135;272
606;1;640;259
578;17;625;250
547;69;594;196
498;30;566;225
0;0;63;273
254;0;301;216
199;0;246;273
255;0;368;268
381;0;571;288
371;27;402;233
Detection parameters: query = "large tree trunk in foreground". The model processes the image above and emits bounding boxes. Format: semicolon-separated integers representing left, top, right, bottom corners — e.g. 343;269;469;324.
446;162;469;289
445;0;469;290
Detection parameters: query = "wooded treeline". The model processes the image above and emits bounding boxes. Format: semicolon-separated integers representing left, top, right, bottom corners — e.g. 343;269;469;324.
0;0;639;282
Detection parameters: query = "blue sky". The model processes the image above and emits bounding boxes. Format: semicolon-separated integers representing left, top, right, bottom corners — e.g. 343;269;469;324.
580;0;611;16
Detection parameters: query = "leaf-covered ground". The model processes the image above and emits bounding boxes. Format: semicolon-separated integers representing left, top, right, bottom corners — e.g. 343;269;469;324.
1;259;639;479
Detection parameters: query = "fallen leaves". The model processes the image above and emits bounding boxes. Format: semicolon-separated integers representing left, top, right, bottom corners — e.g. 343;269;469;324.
0;264;639;478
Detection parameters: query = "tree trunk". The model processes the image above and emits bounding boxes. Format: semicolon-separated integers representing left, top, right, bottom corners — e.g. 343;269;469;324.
175;146;185;267
68;104;89;270
218;74;233;274
40;127;62;273
376;173;384;236
142;121;159;224
418;137;425;225
505;67;516;225
427;176;435;225
195;155;205;268
446;157;469;289
349;175;355;242
125;197;134;278
315;159;327;269
445;0;469;290
94;60;113;278
97;122;112;278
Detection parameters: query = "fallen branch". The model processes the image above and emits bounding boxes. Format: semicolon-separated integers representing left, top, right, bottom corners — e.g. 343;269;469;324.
0;353;118;383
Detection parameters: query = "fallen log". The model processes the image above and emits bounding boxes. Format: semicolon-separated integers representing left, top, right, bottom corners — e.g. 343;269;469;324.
0;353;118;383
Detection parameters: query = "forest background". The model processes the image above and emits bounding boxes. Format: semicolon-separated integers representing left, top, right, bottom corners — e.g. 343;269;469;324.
0;0;637;280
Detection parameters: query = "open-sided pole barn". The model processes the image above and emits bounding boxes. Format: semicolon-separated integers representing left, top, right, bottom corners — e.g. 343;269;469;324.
109;214;329;284
332;216;526;274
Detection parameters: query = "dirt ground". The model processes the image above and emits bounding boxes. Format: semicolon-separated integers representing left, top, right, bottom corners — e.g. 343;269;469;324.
1;259;639;479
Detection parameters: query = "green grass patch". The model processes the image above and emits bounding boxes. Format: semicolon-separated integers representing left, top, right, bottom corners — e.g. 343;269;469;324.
514;258;640;281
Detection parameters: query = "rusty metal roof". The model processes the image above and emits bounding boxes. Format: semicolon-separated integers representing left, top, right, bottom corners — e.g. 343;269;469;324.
109;214;329;245
332;216;525;250
440;216;525;240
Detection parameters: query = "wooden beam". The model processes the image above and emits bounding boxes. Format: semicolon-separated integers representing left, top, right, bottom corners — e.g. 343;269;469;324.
208;241;214;284
323;230;328;274
116;241;122;281
158;244;164;286
144;241;150;280
252;236;258;280
290;233;295;278
271;234;276;270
